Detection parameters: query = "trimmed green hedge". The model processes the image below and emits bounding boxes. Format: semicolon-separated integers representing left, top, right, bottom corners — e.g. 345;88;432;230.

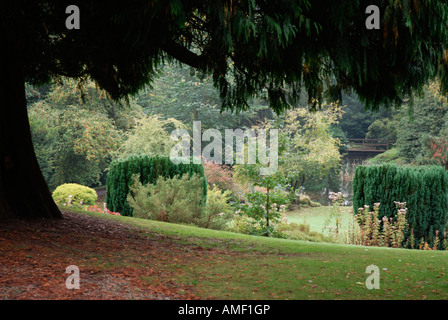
353;164;448;247
106;155;207;216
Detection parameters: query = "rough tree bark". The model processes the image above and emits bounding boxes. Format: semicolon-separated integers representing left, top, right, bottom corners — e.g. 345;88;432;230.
0;31;62;220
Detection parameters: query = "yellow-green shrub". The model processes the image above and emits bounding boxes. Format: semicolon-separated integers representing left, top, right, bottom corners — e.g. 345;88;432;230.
52;183;97;206
198;186;233;230
127;174;204;225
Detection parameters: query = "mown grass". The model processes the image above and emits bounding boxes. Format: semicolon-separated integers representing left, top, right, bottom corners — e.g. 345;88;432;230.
286;205;353;234
74;209;448;300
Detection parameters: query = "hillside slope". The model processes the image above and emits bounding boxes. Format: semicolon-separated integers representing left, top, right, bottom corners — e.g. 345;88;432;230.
0;210;447;300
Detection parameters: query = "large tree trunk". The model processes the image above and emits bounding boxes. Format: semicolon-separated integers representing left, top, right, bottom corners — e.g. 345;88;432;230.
0;14;62;220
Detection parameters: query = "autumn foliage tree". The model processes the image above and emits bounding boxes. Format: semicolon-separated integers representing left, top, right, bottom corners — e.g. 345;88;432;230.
419;135;448;171
28;80;142;189
428;139;448;168
280;103;343;191
3;0;448;219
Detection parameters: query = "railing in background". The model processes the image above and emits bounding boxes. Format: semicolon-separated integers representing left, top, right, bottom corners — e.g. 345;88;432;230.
347;138;395;153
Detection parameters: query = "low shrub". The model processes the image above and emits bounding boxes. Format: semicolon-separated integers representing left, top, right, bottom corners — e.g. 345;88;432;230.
52;183;97;206
128;175;233;230
277;222;310;234
277;222;327;242
226;215;257;235
227;215;328;242
127;174;204;225
199;186;233;230
293;194;321;208
107;155;207;216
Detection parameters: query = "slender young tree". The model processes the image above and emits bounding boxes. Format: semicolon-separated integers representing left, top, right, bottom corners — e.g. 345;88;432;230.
2;0;448;219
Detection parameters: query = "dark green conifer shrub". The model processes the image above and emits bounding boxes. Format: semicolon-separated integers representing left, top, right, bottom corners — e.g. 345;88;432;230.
353;164;448;248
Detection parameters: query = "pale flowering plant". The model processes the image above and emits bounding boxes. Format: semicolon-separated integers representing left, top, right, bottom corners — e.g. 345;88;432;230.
322;191;346;241
347;202;409;248
328;191;345;205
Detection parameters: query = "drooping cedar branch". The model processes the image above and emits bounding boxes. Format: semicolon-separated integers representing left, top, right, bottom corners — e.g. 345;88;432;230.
161;39;209;70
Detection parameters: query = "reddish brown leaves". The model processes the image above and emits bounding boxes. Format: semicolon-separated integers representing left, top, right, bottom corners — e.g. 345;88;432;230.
0;212;200;300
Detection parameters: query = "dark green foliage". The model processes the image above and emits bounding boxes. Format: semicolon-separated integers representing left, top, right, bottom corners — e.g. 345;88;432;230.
106;155;207;216
353;164;448;248
339;93;393;139
7;0;448;221
396;92;448;161
134;63;272;130
15;1;448;113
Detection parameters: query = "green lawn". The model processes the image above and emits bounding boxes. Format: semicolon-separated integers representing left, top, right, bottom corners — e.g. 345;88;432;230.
286;205;353;234
77;209;448;300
